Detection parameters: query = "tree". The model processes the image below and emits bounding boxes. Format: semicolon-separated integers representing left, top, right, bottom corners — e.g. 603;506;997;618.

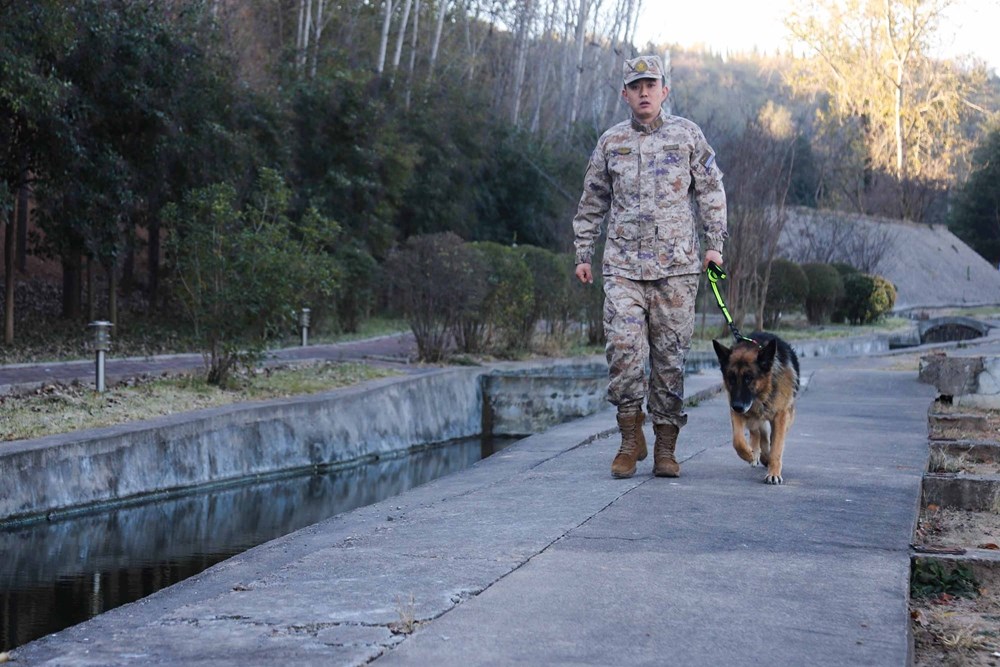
949;128;1000;265
785;0;991;221
164;169;340;386
717;116;797;332
0;0;73;341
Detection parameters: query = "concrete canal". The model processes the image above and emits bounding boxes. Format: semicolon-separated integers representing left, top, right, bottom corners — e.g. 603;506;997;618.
0;434;518;651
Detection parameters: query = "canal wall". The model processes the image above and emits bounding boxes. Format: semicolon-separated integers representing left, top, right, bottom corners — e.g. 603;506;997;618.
0;359;607;525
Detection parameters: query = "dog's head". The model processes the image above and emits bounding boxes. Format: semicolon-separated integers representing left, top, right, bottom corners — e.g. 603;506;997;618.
712;338;778;414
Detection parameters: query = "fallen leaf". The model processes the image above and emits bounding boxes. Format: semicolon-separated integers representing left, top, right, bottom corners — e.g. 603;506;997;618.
977;543;999;550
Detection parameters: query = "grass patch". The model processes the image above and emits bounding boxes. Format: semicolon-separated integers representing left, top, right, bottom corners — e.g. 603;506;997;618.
0;362;398;442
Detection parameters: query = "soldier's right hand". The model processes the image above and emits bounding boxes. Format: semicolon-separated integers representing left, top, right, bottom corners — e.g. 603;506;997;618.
575;263;593;284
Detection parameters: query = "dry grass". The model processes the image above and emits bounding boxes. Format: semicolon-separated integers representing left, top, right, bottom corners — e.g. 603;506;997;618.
0;362;398;442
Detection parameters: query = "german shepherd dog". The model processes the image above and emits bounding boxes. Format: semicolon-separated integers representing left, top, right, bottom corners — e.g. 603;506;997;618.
712;333;800;484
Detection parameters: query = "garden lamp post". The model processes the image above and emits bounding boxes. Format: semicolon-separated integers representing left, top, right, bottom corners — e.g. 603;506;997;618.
299;307;311;347
88;320;113;393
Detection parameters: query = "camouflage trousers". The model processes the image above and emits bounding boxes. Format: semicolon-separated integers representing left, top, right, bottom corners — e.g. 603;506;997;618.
603;273;699;427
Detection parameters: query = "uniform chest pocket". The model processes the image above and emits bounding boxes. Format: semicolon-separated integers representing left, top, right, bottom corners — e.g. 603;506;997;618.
606;146;638;198
660;143;682;165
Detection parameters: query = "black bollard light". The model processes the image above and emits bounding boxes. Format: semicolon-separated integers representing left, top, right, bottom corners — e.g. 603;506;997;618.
88;320;113;393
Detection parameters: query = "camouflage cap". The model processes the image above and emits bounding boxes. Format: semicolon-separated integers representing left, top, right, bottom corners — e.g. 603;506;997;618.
623;55;664;86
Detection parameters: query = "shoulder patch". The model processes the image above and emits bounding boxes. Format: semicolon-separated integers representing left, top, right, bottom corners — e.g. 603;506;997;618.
614;146;632;155
700;150;715;168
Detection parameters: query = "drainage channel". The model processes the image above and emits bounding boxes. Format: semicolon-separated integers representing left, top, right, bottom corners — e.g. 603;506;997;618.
0;434;519;652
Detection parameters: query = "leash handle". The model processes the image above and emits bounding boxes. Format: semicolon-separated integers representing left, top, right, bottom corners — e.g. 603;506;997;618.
705;262;757;346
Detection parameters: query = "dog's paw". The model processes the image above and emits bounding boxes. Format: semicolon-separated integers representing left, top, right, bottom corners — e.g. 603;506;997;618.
763;474;783;485
749;452;761;467
759;452;770;466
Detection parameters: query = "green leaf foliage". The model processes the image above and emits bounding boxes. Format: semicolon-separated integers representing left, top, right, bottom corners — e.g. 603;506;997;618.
910;559;979;599
801;262;844;325
949;128;1000;266
841;273;896;325
760;259;808;329
464;241;534;356
383;232;485;363
163;169;340;385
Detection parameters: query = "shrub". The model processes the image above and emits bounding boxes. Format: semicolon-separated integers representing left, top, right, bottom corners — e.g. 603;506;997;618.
842;273;896;324
332;238;378;333
574;243;605;346
164;169;340;386
465;241;535;356
760;258;808;329
515;245;572;348
383;232;484;362
831;262;859;277
801;263;844;325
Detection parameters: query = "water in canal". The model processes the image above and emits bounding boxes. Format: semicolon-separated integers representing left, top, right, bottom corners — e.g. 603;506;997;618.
0;435;518;652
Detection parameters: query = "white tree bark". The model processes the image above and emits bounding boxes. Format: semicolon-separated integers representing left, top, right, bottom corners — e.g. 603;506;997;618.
428;0;449;79
392;0;414;77
569;0;591;126
405;0;422;107
377;0;395;74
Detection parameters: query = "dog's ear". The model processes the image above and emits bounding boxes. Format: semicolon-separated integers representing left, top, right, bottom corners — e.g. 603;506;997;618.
757;338;778;373
712;339;730;368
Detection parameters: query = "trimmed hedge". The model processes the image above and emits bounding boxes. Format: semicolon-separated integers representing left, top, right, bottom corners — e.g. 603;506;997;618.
801;262;844;325
842;273;896;324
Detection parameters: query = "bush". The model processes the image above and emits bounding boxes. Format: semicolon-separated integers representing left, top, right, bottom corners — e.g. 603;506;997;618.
383;232;485;362
842;273;896;324
464;241;534;356
831;262;859;277
576;243;605;345
760;259;808;329
515;245;572;348
164;169;340;386
801;263;844;325
332;238;378;333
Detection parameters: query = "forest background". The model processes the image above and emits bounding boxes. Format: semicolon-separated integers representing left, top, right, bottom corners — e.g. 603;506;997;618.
2;0;999;381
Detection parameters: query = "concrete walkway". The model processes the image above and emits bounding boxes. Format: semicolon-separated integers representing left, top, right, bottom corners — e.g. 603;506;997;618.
12;347;944;666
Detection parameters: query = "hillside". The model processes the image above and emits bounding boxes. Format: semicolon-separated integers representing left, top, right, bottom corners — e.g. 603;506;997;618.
781;209;1000;314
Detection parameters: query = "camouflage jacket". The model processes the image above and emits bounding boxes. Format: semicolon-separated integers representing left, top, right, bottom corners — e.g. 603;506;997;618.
572;110;728;280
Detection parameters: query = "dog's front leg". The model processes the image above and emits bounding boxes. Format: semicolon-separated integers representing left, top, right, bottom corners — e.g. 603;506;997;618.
730;412;755;464
764;407;794;484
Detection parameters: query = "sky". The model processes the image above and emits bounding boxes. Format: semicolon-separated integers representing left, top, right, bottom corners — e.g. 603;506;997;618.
634;0;1000;73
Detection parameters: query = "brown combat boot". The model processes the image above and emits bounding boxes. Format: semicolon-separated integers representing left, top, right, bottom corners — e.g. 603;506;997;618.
611;411;648;478
653;423;681;477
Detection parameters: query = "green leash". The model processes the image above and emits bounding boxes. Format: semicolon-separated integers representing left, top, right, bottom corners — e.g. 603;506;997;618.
706;261;758;346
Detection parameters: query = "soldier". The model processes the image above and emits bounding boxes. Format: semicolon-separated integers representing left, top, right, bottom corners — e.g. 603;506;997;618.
572;54;728;479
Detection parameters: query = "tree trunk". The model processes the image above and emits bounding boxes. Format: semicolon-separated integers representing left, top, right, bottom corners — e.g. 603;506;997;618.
4;205;14;344
148;216;161;306
569;0;590;127
510;0;534;125
16;178;28;273
108;262;118;328
87;256;96;321
62;249;83;321
391;0;413;78
377;0;394;74
404;0;421;109
310;0;326;79
427;0;448;79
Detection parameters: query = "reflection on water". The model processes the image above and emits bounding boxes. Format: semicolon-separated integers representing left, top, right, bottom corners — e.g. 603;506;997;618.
0;435;517;651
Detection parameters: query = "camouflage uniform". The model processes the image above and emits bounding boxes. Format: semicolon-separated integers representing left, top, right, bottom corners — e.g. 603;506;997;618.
572;56;728;427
